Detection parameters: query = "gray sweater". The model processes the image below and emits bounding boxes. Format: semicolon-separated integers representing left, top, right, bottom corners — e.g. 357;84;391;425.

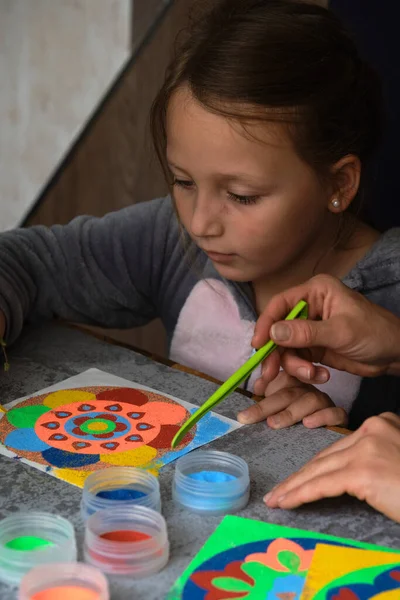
0;196;399;421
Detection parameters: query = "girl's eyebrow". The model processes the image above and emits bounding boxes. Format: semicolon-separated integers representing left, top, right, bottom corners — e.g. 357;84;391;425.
217;172;267;185
168;161;269;185
167;161;192;177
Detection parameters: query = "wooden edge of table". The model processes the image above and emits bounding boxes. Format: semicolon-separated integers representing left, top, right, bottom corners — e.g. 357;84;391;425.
67;322;352;436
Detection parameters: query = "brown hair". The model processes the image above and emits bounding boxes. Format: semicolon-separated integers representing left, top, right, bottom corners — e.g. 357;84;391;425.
150;0;382;201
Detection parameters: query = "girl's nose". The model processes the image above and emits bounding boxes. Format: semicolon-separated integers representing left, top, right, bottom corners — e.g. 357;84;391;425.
189;192;224;238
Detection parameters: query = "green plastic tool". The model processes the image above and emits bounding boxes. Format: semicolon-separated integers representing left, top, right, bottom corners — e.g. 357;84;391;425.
171;299;308;448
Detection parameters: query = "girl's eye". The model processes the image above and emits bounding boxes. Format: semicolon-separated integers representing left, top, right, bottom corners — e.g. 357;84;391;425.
172;178;194;190
172;179;259;204
228;191;259;205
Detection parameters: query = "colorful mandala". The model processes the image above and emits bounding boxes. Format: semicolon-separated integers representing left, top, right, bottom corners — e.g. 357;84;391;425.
183;538;400;600
183;537;352;600
0;386;195;486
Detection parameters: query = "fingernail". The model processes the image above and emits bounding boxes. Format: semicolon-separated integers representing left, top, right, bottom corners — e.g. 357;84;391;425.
270;414;280;426
263;492;272;504
271;323;290;342
297;367;310;380
315;370;329;383
237;410;252;424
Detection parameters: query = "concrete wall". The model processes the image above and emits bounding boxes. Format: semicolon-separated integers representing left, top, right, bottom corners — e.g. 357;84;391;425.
0;0;130;231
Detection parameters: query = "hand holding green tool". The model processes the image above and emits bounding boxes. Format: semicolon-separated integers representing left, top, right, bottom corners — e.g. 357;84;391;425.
171;300;308;448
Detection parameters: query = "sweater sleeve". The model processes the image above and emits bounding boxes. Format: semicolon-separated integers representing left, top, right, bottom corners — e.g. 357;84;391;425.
0;196;179;343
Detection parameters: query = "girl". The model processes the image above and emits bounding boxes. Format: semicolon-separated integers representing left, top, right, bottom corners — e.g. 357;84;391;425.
0;0;399;430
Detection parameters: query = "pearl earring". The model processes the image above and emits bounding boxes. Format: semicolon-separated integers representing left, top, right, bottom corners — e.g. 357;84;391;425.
331;198;340;209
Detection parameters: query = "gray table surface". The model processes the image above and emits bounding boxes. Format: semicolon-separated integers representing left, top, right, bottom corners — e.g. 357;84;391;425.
0;324;399;599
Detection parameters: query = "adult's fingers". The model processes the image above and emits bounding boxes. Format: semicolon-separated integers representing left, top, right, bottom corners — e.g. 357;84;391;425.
252;275;337;348
269;317;345;351
267;318;387;378
304;413;400;467
264;448;351;507
307;429;360;463
266;467;362;509
305;413;400;465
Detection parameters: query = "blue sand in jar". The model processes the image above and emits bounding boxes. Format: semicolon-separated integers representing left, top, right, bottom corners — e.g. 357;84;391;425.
96;488;147;501
188;470;237;483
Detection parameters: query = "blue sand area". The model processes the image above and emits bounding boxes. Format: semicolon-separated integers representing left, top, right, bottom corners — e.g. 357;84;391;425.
96;488;147;501
188;471;237;483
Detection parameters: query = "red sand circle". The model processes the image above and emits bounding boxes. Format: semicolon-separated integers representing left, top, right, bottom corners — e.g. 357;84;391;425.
100;530;151;543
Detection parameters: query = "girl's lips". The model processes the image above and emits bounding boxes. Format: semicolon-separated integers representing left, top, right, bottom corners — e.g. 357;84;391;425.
205;251;236;263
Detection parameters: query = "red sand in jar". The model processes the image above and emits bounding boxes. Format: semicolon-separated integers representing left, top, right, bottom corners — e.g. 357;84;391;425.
31;587;100;600
100;530;151;542
86;529;153;567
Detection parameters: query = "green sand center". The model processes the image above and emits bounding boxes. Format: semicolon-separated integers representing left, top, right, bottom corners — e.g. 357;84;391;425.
5;536;54;551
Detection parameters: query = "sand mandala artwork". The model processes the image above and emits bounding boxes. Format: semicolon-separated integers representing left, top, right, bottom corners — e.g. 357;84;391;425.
0;369;240;487
168;517;400;600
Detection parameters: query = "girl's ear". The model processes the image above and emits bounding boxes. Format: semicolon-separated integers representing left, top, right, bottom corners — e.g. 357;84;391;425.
328;154;361;213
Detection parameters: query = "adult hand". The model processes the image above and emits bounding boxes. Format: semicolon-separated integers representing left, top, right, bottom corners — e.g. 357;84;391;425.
264;413;400;523
238;371;347;429
252;274;400;393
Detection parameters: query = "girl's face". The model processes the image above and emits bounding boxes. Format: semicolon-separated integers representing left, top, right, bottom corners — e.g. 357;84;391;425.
166;87;336;285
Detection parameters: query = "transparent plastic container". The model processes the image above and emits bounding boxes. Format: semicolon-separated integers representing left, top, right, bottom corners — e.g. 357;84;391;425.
81;467;161;521
19;562;109;600
173;450;250;515
0;512;77;586
84;505;169;577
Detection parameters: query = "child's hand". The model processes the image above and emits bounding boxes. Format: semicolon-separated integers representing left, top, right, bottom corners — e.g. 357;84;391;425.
264;413;400;523
238;371;347;429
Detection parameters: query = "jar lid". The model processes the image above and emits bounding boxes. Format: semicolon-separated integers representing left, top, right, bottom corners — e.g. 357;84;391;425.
81;466;161;521
173;449;250;515
19;562;109;600
0;512;77;586
84;505;169;577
